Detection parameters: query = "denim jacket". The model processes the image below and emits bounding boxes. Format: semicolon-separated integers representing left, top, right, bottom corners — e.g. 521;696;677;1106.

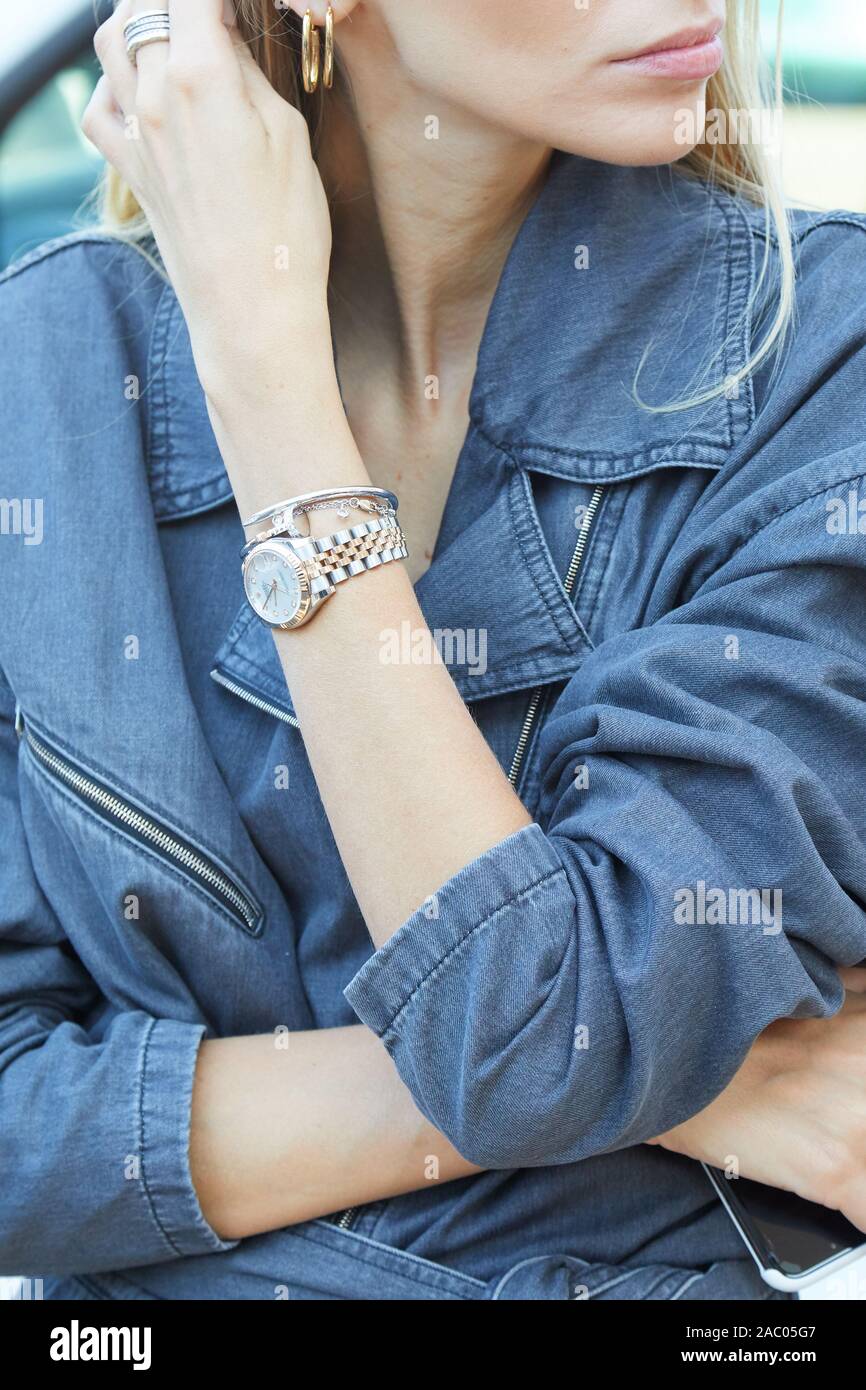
2;153;866;1301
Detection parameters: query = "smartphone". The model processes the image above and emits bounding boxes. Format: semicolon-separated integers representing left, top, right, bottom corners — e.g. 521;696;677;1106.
704;1164;866;1293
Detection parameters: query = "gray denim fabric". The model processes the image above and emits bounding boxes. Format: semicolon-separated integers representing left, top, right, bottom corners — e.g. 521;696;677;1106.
1;154;865;1299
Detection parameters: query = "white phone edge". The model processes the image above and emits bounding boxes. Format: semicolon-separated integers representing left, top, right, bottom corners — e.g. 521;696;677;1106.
702;1163;866;1294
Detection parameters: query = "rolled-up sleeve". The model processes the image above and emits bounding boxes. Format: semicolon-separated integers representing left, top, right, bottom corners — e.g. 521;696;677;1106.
346;459;866;1170
0;676;235;1276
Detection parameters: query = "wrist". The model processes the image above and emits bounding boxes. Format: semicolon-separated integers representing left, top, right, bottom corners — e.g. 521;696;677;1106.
196;296;336;414
206;381;370;525
203;347;339;424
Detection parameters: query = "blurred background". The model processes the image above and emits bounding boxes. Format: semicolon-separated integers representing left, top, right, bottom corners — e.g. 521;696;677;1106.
0;1;864;268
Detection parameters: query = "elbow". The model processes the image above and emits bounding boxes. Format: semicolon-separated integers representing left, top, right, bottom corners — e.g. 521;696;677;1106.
428;1086;609;1171
400;1045;639;1172
443;1115;563;1172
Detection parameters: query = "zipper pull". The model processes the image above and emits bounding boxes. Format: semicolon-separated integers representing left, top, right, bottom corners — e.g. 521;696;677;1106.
13;702;24;738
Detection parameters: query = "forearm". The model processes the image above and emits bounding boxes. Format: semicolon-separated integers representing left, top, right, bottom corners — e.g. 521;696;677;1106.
192;369;518;1242
651;972;866;1232
209;388;530;949
278;564;529;942
190;1025;479;1240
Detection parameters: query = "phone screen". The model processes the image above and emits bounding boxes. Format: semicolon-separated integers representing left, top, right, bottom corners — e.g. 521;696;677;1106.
707;1166;865;1278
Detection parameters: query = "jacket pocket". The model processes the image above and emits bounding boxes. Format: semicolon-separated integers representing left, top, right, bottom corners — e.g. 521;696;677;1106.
16;710;263;937
489;1254;792;1301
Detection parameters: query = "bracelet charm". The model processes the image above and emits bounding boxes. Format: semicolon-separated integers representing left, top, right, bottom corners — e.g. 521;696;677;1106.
244;486;399;539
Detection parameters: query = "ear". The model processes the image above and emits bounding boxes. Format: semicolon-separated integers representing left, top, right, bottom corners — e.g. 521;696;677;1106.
276;1;361;23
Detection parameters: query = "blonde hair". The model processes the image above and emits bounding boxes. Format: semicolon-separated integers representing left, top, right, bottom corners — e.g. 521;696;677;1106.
101;0;794;412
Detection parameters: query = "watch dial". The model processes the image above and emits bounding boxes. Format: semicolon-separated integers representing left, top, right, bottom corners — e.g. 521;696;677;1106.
245;548;303;625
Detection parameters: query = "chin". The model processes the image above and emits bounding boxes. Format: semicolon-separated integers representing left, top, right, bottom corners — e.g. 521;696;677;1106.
555;90;709;169
607;133;704;168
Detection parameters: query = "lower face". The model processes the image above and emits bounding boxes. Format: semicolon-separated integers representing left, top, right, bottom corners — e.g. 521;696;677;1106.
384;0;730;166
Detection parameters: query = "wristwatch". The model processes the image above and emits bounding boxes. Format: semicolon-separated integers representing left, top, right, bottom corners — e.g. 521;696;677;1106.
242;515;408;630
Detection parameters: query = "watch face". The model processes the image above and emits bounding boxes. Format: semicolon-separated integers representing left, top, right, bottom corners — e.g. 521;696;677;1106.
244;544;308;627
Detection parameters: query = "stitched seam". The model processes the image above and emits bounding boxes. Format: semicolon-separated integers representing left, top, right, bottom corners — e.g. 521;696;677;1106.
383;865;567;1035
508;474;581;654
753;212;866;250
715;183;758;433
137;1018;186;1260
146;286;184;500
672;1271;706;1300
145;287;232;515
219;649;293;690
475;421;731;461
523;472;595;649
144;279;176;494
0;232;135;288
714;468;866;573
708;187;737;447
294;1225;483;1299
490;1253;570;1299
587;1268;647;1298
468;422;727;492
513;457;723;486
309;1219;488;1288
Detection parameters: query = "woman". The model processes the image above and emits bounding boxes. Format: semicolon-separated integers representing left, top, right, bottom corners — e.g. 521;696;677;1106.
1;0;866;1301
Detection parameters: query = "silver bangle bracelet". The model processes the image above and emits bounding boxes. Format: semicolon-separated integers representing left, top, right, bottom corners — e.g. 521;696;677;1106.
239;504;397;558
243;487;399;532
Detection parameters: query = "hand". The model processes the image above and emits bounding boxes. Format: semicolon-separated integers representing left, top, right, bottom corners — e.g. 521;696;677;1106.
83;0;335;402
652;968;866;1232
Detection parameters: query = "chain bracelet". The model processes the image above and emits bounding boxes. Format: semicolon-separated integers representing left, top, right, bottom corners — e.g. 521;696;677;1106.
297;497;397;519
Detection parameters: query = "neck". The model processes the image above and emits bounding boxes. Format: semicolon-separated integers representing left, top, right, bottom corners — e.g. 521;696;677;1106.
321;18;550;403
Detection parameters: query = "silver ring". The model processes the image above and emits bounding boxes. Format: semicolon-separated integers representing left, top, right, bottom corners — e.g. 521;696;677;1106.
123;9;171;35
124;11;171;64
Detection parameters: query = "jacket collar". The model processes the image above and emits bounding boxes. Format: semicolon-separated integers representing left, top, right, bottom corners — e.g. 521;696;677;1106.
145;154;758;521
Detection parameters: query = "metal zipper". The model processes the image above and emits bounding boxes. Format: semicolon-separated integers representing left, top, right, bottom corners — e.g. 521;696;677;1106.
508;485;605;788
17;714;261;934
209;669;301;729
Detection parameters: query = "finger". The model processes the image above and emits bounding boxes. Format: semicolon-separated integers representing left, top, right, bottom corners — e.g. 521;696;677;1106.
93;1;138;113
231;33;287;107
156;0;247;103
231;33;314;143
127;0;172;82
166;0;237;63
81;75;132;174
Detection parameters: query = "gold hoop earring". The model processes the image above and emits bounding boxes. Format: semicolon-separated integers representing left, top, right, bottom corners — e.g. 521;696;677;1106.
323;5;335;90
302;9;321;94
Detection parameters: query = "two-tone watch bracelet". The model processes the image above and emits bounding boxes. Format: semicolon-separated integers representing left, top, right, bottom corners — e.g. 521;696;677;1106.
242;512;408;597
300;515;408;586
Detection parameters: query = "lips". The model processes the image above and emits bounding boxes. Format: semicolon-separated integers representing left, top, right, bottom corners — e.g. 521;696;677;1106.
613;21;725;80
